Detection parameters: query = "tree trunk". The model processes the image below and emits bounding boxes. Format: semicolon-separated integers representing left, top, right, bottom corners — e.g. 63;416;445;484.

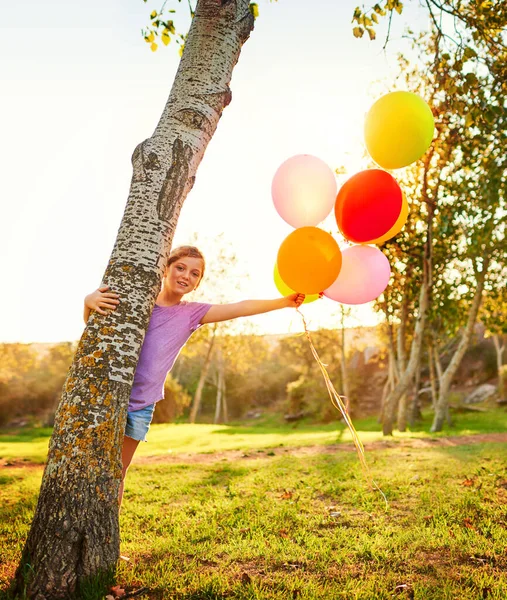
408;349;422;426
388;348;397;393
339;308;351;404
434;344;443;387
214;350;227;423
397;395;409;432
431;262;489;432
214;372;222;424
397;295;409;431
15;2;254;597
214;351;224;424
387;322;400;382
383;279;429;435
221;371;228;423
493;334;505;402
383;178;435;437
378;376;390;423
427;341;438;409
189;323;218;423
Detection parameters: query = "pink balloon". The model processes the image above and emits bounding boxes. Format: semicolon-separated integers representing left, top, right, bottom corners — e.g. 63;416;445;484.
324;245;391;305
272;155;337;228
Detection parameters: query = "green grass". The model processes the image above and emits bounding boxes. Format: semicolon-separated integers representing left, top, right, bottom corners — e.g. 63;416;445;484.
1;410;507;598
1;409;506;464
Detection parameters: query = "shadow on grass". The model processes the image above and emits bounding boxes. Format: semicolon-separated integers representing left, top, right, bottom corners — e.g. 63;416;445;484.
0;486;38;523
201;464;250;487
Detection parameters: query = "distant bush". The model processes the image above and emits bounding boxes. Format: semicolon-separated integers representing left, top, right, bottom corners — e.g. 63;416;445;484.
286;374;338;423
152;374;192;423
0;343;76;427
499;365;507;402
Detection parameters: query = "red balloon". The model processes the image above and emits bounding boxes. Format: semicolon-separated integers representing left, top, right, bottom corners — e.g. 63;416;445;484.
335;170;403;243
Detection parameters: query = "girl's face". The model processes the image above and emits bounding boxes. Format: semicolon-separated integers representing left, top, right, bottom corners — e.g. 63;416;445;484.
166;256;204;295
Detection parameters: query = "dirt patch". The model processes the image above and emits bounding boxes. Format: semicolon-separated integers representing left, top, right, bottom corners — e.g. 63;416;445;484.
0;458;43;469
134;432;507;466
2;433;506;470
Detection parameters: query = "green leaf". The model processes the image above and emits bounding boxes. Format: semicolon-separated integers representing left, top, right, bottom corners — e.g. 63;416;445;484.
463;46;478;60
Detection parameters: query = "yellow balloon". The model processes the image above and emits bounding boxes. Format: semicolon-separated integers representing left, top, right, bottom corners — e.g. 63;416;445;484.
273;264;319;304
365;92;435;169
366;193;409;245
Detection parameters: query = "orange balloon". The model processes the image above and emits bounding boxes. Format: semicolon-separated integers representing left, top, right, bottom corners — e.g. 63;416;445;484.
277;227;342;294
366;193;409;245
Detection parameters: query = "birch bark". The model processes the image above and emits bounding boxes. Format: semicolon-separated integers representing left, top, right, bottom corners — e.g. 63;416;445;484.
396;295;409;431
214;350;225;424
16;2;254;597
408;349;422;426
382;153;435;436
427;342;438;409
431;261;490;432
339;308;351;405
382;278;429;435
492;334;505;402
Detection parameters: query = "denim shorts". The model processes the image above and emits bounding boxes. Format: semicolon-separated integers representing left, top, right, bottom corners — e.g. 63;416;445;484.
125;403;156;442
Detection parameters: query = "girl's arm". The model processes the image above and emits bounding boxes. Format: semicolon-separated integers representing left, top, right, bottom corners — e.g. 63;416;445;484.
200;293;305;325
83;286;120;323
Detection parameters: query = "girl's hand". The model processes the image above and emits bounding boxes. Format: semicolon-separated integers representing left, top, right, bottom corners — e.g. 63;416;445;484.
286;292;305;308
85;285;120;316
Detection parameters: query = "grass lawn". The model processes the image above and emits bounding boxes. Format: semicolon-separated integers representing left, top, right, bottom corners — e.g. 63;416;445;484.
1;408;507;464
1;410;507;599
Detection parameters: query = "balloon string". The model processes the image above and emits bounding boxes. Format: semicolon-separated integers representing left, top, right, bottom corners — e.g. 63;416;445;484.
296;308;388;509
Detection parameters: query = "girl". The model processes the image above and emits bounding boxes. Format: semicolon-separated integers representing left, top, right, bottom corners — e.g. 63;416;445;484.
84;245;304;505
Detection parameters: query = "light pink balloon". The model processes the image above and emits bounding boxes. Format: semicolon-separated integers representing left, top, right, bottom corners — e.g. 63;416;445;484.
272;155;337;228
324;245;391;305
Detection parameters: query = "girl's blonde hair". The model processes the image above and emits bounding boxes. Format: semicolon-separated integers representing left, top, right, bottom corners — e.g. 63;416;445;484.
167;246;206;281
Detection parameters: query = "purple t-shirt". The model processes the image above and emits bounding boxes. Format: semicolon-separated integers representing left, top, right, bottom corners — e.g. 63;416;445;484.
129;301;211;411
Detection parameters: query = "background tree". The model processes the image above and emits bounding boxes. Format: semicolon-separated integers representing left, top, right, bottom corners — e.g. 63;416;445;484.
0;343;76;428
377;2;506;434
429;19;506;430
185;233;251;423
479;279;507;402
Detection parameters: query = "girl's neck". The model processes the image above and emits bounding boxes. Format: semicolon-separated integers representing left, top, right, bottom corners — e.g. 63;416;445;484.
156;288;184;307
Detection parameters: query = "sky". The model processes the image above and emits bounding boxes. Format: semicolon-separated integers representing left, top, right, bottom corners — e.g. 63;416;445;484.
0;0;431;343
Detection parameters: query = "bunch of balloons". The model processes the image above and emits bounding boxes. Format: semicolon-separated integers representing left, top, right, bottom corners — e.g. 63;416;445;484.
272;91;434;306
